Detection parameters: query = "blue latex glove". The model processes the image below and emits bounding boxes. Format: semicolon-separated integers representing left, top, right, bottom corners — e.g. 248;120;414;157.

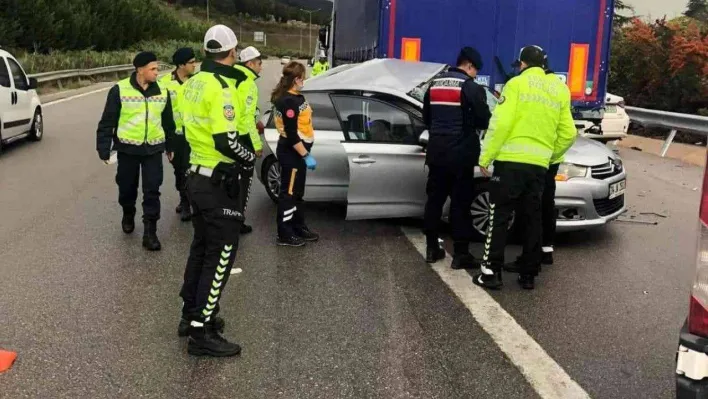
304;154;317;170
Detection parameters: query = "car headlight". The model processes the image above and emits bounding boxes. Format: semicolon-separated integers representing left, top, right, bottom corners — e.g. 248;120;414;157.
556;163;588;181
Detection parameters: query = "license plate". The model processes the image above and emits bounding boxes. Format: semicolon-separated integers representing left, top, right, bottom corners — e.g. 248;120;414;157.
609;180;626;200
605;105;617;114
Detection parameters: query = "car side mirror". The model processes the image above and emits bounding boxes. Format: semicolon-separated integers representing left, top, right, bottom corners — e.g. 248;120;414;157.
28;77;38;90
419;130;429;146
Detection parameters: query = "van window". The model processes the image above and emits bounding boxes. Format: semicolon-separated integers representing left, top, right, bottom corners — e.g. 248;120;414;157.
7;58;28;91
0;58;10;88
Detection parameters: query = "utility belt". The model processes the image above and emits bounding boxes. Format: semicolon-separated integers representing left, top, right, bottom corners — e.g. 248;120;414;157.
190;162;250;199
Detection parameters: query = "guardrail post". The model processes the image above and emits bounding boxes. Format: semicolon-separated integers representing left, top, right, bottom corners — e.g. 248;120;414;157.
661;129;678;157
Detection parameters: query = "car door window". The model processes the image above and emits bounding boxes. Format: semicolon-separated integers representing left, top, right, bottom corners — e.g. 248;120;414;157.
7;58;28;91
331;95;419;145
0;58;10;88
303;92;341;131
265;92;340;132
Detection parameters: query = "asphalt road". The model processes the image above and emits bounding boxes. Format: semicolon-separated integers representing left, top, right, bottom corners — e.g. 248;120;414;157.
0;60;699;398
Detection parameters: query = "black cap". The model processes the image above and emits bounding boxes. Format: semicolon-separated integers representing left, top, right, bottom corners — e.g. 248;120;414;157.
515;45;547;68
172;48;196;66
133;51;158;69
457;47;483;71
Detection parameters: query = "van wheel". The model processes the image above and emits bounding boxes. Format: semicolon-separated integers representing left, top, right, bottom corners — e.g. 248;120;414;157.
28;109;43;141
262;156;281;204
470;180;517;242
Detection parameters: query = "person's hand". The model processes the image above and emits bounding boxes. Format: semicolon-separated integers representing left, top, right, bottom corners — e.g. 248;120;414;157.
480;166;491;177
167;152;174;162
304;154;317;171
256;149;263;158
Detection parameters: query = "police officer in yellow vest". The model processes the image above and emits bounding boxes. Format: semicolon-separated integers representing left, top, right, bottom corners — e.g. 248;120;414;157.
159;48;197;222
311;51;329;77
233;46;264;234
177;25;255;357
96;51;176;251
473;45;577;291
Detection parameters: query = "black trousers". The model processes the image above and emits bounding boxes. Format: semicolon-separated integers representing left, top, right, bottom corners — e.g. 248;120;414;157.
482;161;546;276
238;135;255;217
423;164;475;251
180;172;245;323
170;134;191;206
542;163;560;248
277;148;308;238
116;151;163;222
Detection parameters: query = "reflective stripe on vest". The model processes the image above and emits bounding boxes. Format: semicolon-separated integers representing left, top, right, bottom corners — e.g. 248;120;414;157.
116;79;167;145
159;74;184;134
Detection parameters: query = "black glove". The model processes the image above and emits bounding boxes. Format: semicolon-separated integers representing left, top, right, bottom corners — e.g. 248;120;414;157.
98;151;110;161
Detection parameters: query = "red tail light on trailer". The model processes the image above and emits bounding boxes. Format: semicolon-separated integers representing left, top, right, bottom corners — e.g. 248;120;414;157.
688;150;708;337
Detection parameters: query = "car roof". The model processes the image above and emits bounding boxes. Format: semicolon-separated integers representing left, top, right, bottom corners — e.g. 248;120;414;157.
0;48;14;58
303;58;447;98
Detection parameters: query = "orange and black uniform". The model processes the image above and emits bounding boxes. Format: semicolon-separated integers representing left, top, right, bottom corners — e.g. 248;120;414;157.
274;90;314;238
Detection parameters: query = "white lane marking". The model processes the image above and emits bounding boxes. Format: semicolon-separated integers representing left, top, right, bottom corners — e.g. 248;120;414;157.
401;227;591;399
43;86;113;107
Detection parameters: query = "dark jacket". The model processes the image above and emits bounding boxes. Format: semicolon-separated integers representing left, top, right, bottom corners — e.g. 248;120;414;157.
423;67;492;168
96;72;176;160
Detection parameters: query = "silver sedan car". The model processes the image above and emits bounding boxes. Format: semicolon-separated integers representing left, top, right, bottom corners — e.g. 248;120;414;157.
255;58;627;240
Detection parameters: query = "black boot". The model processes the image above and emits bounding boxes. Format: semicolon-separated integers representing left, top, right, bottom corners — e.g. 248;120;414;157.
178;317;225;337
142;221;161;251
180;202;192;222
451;254;480;270
518;274;535;290
277;235;306;247
451;242;479;269
426;237;445;263
121;210;135;234
294;226;319;242
541;251;554;265
187;323;241;357
472;271;503;290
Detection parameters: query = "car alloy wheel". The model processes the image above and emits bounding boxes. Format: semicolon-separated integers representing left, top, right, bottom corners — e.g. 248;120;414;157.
469;190;515;238
29;110;43;141
266;159;281;202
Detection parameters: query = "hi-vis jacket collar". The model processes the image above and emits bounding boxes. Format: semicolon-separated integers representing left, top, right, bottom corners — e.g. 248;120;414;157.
171;71;185;85
520;66;546;76
236;63;260;80
201;59;247;82
130;72;162;97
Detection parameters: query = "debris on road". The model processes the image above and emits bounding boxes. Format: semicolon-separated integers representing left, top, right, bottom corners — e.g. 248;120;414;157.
640;212;668;218
616;217;659;225
631;146;643;151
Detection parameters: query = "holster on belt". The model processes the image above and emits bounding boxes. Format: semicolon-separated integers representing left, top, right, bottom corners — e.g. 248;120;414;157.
211;162;243;199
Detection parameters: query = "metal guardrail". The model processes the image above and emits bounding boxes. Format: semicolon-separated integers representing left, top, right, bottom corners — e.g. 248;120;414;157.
625;106;708;157
27;63;171;89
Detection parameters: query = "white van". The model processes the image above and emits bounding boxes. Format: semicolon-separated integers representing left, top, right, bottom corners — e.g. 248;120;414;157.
0;48;43;152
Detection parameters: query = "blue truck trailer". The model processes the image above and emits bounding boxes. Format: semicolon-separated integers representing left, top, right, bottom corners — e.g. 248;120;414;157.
323;0;616;122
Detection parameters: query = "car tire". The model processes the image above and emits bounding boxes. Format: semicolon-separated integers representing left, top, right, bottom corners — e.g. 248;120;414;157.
28;108;43;142
469;180;517;242
262;156;281;204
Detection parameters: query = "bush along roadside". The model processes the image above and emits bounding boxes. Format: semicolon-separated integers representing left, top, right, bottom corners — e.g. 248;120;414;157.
17;40;311;74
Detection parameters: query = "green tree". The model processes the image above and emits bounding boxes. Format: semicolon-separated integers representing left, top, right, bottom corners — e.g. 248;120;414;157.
614;0;635;27
685;0;708;21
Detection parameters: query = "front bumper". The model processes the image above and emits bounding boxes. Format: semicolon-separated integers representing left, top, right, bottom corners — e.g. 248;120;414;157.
555;172;627;232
